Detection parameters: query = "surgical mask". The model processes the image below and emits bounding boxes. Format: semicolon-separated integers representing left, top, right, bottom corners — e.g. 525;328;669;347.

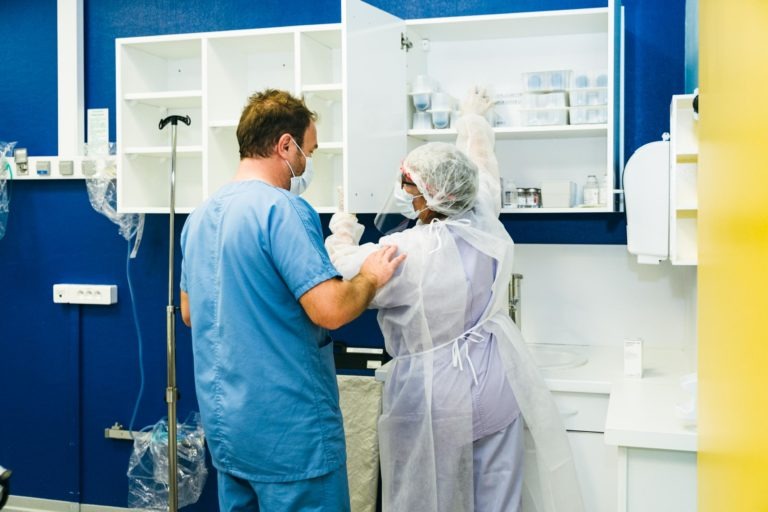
286;137;314;196
392;182;423;219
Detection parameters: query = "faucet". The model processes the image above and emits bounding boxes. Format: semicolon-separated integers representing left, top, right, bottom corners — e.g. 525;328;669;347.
509;273;523;327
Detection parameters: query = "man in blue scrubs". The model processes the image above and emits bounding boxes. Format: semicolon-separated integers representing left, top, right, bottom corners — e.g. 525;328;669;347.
180;89;405;511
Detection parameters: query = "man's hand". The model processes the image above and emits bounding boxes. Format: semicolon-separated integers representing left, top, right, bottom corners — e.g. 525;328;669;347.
358;245;406;289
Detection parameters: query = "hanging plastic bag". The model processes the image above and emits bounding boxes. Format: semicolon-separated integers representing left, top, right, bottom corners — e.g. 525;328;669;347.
127;412;208;510
84;144;145;257
0;141;17;242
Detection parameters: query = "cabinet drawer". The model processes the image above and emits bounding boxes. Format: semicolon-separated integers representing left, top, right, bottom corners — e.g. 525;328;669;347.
551;391;609;432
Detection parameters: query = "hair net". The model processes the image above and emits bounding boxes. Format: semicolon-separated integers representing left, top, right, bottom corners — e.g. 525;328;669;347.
403;142;479;217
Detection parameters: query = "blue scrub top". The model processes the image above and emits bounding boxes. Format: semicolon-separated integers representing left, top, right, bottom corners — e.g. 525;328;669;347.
180;180;344;482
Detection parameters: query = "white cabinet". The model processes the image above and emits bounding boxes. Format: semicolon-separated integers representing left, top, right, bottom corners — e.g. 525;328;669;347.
551;390;617;512
669;94;698;264
401;4;621;213
618;447;697;512
116;0;621;214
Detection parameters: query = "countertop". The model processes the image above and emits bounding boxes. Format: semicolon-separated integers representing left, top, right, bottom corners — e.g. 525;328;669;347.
374;343;698;452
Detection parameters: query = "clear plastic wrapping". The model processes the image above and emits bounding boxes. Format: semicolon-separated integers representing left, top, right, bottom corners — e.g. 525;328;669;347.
84;151;145;257
0;141;16;241
127;413;208;510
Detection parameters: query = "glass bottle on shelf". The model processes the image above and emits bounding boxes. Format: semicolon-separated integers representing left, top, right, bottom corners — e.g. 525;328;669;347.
583;174;599;206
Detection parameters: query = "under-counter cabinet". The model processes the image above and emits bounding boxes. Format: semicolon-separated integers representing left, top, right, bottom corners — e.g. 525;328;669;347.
116;0;621;214
551;390;618;512
618;447;696;512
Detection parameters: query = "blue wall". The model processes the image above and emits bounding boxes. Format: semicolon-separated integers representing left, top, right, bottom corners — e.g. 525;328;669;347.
0;0;685;508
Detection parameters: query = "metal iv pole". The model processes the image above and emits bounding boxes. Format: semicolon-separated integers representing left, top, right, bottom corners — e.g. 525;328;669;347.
159;114;191;512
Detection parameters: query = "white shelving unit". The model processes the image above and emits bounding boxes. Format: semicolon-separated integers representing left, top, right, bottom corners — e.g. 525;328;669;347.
115;0;621;214
402;4;621;213
669;94;698;265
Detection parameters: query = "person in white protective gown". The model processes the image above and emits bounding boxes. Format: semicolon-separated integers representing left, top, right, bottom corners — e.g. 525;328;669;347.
325;88;585;512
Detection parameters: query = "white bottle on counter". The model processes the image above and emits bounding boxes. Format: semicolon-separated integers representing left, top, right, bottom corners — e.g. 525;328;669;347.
583;174;599;206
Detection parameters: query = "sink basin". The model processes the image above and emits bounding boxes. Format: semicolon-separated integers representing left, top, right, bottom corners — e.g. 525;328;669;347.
527;345;588;370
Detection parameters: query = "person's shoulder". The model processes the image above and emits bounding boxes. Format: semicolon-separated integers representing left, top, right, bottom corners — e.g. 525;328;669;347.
379;224;427;249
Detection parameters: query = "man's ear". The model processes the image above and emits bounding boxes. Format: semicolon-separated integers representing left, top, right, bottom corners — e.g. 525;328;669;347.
276;133;293;157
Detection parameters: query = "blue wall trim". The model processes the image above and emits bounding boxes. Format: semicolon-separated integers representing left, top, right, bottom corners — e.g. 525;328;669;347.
0;1;685;508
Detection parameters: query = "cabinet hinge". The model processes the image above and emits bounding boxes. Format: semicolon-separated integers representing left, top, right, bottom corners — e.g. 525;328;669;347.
400;33;413;52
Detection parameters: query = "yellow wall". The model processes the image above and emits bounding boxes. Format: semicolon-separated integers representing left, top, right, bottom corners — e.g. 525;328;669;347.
698;1;768;510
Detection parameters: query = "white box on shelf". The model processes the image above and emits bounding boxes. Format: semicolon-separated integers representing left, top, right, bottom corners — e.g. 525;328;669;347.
520;107;568;126
542;181;576;207
568;88;608;107
570;105;608;125
522;70;571;92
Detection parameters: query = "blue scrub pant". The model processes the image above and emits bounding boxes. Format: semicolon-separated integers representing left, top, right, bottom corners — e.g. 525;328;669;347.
217;464;351;512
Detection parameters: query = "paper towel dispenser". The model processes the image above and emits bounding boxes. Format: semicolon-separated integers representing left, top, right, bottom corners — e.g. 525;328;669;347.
624;138;670;264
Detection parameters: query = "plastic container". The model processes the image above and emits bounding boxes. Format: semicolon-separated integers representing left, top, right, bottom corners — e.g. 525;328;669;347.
522;70;571;92
522;91;568;109
570;70;609;89
502;178;518;208
429;110;451;129
568;88;608;107
409;74;435;111
430;92;453;111
569;106;608;125
599;173;610;205
582;175;600;206
411;92;431;111
412;111;432;130
520;107;568;127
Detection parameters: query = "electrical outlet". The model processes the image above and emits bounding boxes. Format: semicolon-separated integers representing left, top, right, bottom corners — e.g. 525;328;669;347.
53;284;117;305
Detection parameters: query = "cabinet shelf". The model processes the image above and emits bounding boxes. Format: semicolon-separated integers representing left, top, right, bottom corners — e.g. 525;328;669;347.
301;83;343;99
124;145;203;157
318;142;343;153
409;124;607;142
503;206;613;214
123;91;202;108
209;119;238;129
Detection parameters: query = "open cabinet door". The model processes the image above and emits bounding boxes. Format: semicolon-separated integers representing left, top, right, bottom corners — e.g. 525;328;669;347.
343;0;407;213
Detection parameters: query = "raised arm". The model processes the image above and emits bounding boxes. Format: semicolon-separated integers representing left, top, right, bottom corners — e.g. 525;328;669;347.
455;87;501;216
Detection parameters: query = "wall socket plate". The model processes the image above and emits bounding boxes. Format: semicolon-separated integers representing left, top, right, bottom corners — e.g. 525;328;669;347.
53;284;117;305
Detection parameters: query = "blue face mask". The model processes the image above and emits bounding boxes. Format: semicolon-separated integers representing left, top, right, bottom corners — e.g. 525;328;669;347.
286;137;314;196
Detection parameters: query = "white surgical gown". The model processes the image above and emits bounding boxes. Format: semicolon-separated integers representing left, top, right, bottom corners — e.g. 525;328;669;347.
326;113;584;512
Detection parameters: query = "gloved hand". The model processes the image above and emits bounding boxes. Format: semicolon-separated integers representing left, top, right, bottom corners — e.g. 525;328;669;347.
326;212;365;263
460;86;494;117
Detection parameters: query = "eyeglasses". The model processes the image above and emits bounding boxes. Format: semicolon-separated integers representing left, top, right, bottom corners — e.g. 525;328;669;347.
400;163;417;189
